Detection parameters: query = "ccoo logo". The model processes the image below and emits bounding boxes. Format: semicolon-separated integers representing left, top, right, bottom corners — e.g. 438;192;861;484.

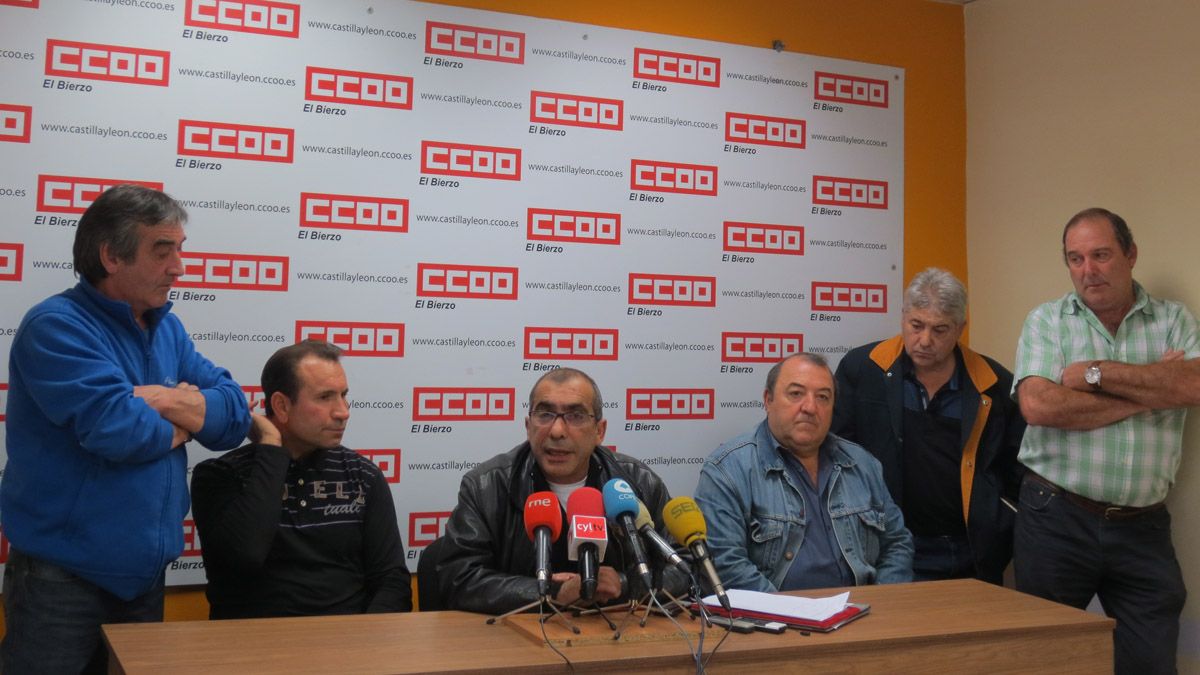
524;327;618;360
527;208;620;245
0;243;24;282
178;251;288;291
295;321;405;357
305;66;413;110
45;39;170;86
37;175;163;214
185;0;300;38
811;281;888;313
359;449;402;484
814;71;889;108
300;192;409;233
0;104;32;143
413;387;515;421
626;388;714;420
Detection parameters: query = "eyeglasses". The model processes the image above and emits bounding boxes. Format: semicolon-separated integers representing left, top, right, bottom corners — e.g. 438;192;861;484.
529;410;596;428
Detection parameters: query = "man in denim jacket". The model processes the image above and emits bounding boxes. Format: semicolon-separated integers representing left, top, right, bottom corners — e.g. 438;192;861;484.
696;353;913;591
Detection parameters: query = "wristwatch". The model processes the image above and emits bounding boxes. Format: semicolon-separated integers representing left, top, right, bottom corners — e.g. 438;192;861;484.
1084;361;1102;391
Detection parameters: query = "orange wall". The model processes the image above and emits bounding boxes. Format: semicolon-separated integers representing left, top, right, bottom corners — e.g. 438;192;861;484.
0;0;966;631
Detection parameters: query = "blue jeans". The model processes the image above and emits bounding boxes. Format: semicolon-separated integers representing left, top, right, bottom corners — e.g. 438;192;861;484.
1014;475;1185;675
911;533;975;582
1;548;165;674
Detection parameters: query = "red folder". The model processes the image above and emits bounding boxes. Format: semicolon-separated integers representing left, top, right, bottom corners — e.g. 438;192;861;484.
697;601;870;632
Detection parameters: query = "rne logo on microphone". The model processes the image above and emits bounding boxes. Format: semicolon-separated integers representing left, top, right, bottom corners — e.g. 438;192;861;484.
811;281;888;313
417;263;518;300
300;193;409;233
0;383;8;423
177;251;288;291
722;332;804;363
723;222;804;256
45;39;170;86
181;519;202;557
812;175;888;210
0;104;32;143
626;388;715;420
530;91;623;131
633;48;720;87
527;208;620;245
185;0;300;38
725;112;805;149
628;273;716;307
524;327;618;361
0;243;25;282
630;159;717;196
295;321;405;357
412;387;515;421
305;66;413;110
37;175;164;214
408;511;452;548
421;141;521;181
425;21;524;64
358;449;402;484
814;71;889;108
178;119;294;163
242;385;266;414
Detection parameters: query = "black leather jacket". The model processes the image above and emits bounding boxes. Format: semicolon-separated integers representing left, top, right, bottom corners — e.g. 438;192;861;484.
436;442;687;614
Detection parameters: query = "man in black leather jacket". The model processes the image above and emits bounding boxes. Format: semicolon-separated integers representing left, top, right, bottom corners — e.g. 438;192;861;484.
435;367;687;613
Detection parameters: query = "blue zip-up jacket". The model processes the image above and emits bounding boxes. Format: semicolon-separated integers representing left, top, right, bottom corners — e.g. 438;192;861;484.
695;421;913;591
1;280;251;600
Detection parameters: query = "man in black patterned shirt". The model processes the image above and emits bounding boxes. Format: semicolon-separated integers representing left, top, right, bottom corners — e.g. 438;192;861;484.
191;340;411;618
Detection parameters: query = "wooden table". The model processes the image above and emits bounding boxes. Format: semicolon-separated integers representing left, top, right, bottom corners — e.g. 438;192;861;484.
104;579;1114;673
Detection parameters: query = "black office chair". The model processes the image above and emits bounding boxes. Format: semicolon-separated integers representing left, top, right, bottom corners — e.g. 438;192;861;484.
416;536;449;611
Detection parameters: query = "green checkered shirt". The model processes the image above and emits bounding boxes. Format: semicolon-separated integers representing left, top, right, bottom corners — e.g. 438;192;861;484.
1013;282;1200;506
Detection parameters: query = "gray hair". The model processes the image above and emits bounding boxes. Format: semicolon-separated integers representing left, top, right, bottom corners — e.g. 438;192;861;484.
73;184;188;284
902;267;967;326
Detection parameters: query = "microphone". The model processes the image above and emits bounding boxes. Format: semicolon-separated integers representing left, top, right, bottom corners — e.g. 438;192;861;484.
566;487;608;601
663;496;731;612
523;491;563;599
602;478;654;595
635;499;691;575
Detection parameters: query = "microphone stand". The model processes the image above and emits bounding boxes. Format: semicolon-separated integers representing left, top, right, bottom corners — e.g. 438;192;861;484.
486;596;581;634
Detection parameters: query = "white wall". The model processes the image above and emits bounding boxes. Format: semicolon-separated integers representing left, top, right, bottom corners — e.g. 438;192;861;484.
966;0;1200;670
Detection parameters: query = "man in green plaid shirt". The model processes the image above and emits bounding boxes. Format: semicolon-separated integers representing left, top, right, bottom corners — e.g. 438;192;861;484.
1013;207;1200;674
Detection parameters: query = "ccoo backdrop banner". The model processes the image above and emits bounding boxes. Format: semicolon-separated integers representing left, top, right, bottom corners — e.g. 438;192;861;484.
0;0;903;583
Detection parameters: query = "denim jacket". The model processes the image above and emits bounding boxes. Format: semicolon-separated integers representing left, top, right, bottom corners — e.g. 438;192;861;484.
695;421;913;591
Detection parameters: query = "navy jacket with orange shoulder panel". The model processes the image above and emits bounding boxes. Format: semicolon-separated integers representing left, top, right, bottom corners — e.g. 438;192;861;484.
832;336;1026;583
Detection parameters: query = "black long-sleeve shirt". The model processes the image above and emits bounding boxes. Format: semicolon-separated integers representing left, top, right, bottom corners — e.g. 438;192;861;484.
191;443;412;619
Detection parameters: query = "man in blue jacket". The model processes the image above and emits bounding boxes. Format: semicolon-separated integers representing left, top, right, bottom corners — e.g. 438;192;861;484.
1;185;251;673
696;353;912;592
832;268;1025;584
